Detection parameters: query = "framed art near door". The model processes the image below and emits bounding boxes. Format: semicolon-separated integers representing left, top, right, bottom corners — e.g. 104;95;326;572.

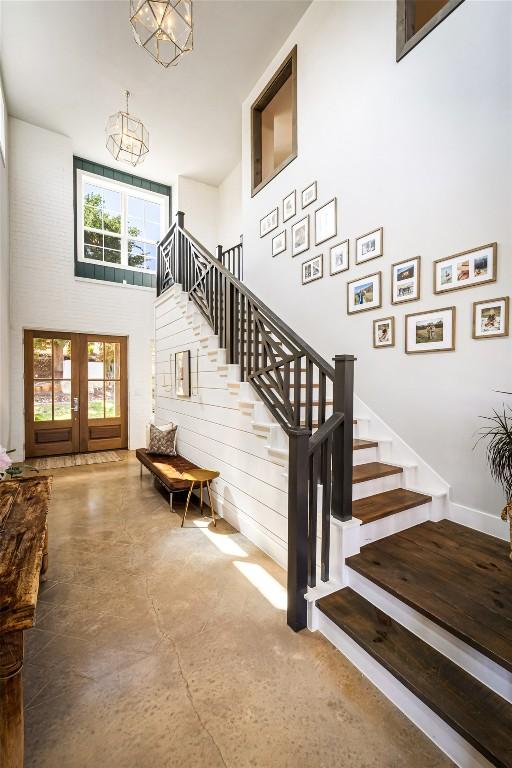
24;330;128;457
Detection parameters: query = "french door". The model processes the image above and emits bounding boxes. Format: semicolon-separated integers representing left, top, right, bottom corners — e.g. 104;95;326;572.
24;330;128;457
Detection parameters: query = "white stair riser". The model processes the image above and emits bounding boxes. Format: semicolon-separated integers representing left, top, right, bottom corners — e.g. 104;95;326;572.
352;472;403;500
359;502;431;546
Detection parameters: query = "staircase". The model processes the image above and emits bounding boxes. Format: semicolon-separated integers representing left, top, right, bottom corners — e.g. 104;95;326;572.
156;213;512;767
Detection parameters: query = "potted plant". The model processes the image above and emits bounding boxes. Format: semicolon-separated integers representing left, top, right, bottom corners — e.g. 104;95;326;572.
478;404;512;559
0;445;39;481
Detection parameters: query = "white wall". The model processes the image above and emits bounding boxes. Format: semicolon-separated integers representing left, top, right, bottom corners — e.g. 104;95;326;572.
9;118;155;458
0;96;9;447
176;176;220;254
218;162;242;250
240;0;512;517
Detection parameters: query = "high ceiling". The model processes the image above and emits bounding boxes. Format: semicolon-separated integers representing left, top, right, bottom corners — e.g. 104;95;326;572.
0;0;310;185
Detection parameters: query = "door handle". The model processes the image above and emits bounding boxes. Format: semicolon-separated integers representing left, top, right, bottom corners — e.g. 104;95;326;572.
73;397;79;413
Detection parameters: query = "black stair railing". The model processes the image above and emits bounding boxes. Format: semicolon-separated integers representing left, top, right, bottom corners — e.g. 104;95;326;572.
157;211;355;631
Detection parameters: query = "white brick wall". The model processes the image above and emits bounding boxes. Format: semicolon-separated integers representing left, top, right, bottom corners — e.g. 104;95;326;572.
9;118;155;458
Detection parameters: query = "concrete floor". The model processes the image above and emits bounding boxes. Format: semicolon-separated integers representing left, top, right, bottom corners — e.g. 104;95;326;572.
24;451;452;768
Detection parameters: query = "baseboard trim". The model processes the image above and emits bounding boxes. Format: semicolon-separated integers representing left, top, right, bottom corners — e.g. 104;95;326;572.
449;501;508;541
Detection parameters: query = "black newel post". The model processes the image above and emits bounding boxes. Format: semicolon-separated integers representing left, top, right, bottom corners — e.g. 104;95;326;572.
332;354;355;522
287;427;310;631
175;211;185;287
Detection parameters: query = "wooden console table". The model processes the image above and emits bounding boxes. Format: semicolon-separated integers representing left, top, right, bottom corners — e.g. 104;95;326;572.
0;476;51;768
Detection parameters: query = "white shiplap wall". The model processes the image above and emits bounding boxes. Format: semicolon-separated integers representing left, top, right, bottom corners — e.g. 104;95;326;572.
154;284;289;567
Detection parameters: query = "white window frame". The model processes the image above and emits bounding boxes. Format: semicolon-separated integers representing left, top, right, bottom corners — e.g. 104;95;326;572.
77;169;169;274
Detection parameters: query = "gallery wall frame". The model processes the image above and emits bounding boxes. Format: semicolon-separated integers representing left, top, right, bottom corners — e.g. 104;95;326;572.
175;349;191;397
314;198;337;246
405;306;456;354
260;208;279;238
292;216;310;258
272;230;287;257
355;227;383;265
330;240;349;276
283;190;296;222
302;254;323;285
472;296;509;340
391;255;421;304
373;316;395;348
347;271;382;315
301;181;317;209
433;242;497;294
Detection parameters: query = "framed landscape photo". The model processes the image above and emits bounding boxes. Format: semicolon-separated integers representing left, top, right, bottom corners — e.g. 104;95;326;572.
302;254;323;285
392;256;421;304
291;216;309;257
283;190;296;222
260;208;278;238
272;230;286;257
301;181;317;209
472;297;509;340
315;198;337;246
175;350;191;396
433;243;497;294
347;271;382;314
355;227;383;265
373;317;395;348
405;307;455;354
330;240;349;276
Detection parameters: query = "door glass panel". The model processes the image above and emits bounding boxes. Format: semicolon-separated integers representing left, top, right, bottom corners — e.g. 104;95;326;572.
105;343;120;380
88;381;104;419
53;339;72;379
34;381;53;421
88;342;104;379
105;381;120;417
33;338;52;379
54;380;72;420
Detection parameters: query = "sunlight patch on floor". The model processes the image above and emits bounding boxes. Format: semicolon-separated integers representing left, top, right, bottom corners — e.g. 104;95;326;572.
192;519;248;557
233;560;287;610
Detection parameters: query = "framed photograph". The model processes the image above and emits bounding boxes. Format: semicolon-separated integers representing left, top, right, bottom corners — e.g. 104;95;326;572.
315;198;337;246
347;271;382;314
392;256;421;304
330;240;349;276
355;227;383;265
301;181;317;209
283;190;296;222
472;297;509;340
433;243;497;294
260;208;278;238
272;230;286;257
302;254;323;285
373;317;395;348
291;216;310;257
405;307;455;354
175;350;191;396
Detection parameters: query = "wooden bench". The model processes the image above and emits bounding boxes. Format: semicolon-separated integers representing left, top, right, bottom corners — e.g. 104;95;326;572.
136;449;200;511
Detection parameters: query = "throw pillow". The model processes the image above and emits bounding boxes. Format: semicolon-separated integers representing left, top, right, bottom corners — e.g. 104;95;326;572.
148;424;178;456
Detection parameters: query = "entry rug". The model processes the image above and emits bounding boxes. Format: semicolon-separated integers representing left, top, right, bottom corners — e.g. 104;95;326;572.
31;451;123;470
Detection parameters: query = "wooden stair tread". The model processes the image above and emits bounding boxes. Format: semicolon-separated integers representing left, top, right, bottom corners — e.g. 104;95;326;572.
352;462;403;484
353;438;378;451
346;520;512;672
353;488;431;524
317;588;512;768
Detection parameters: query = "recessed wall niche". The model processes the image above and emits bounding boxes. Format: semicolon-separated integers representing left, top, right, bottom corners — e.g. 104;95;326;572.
251;46;297;196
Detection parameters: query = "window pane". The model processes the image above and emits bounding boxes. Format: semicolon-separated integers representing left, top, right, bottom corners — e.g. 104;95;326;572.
145;220;160;242
103;212;121;234
127;216;143;239
102;188;121;214
145;200;160;224
88;341;104;379
53;339;71;379
33;338;52;378
105;343;120;380
127;195;145;219
34;380;53;421
84;230;103;246
54;380;71;420
105;381;120;418
104;249;121;264
128;240;146;268
84;244;103;261
88;381;104;419
104;234;121;250
84;204;103;230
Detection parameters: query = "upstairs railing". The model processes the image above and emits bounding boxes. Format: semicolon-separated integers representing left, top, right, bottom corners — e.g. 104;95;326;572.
217;238;243;281
157;212;354;631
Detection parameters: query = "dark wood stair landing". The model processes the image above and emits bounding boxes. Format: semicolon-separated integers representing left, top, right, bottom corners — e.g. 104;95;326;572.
353;488;431;525
317;588;512;768
347;519;512;673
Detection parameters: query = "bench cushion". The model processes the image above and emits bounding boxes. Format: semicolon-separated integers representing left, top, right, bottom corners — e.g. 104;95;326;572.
136;448;199;492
